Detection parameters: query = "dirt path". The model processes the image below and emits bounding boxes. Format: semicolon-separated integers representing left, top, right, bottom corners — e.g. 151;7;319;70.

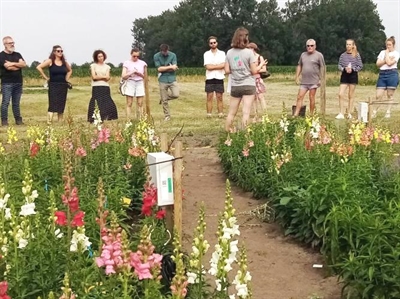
181;144;342;299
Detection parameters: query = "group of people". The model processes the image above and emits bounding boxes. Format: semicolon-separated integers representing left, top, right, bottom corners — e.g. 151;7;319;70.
0;32;398;128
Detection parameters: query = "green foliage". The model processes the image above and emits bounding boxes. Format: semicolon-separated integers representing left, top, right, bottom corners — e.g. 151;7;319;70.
131;0;387;66
218;115;400;298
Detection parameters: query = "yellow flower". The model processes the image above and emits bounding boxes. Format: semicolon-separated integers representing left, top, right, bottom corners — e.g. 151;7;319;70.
7;127;18;144
0;143;4;154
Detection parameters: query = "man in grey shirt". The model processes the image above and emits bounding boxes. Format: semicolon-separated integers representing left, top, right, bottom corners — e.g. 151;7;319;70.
294;39;325;116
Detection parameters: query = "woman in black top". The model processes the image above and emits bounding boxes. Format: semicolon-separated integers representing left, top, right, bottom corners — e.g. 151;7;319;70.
37;45;72;124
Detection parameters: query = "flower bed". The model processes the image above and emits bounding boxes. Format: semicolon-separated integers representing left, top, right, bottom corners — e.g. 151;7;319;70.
0;114;253;299
218;112;400;298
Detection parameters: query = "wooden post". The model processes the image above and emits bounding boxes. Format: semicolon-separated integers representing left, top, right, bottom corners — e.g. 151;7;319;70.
368;97;372;127
144;67;151;118
173;141;183;243
320;67;326;116
160;133;174;234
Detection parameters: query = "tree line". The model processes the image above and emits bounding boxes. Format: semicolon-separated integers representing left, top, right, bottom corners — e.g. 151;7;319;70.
131;0;387;67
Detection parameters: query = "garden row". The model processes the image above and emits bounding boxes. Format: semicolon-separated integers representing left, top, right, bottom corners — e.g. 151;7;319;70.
218;113;400;298
0;114;252;299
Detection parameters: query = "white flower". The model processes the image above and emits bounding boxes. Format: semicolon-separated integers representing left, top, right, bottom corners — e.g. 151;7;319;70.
124;121;133;130
1;245;8;254
20;202;36;216
18;238;28;249
4;208;11;219
215;279;222;291
235;282;249;297
279;118;289;132
55;228;63;238
0;194;10;209
192;245;200;257
30;190;39;200
187;272;197;284
229;295;236;299
223;262;233;272
70;229;91;252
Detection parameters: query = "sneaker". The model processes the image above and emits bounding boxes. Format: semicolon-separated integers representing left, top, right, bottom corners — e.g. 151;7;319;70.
372;110;377;119
335;113;345;119
164;116;171;121
16;120;24;125
218;113;225;118
1;120;8;126
385;111;391;118
207;113;212;118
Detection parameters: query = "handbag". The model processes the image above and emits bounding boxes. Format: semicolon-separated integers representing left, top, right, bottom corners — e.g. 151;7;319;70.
119;79;128;96
258;56;270;79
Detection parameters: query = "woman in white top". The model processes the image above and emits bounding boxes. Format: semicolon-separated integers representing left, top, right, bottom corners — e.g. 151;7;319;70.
87;50;118;122
372;36;399;118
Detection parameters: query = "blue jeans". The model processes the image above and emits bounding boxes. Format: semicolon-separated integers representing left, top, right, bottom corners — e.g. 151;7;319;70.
1;83;23;122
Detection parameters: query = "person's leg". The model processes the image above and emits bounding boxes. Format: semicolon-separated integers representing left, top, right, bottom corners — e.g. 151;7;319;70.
11;83;23;124
337;84;348;116
159;83;170;119
386;89;396;117
294;88;308;116
126;96;133;120
348;84;356;117
373;88;386;117
206;92;214;116
1;84;12;125
47;112;54;124
225;96;241;131
136;96;144;119
309;88;317;114
58;113;63;122
242;94;256;128
216;92;224;117
168;81;179;100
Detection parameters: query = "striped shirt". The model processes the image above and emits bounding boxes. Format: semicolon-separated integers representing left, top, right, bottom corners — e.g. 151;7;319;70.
338;52;363;72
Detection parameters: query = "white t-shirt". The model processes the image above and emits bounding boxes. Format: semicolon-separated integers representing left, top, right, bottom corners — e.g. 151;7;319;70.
91;63;110;87
377;50;399;70
203;49;226;80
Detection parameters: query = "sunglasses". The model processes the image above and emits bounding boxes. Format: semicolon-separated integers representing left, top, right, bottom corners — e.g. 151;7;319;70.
56;50;64;53
306;45;315;48
209;42;217;45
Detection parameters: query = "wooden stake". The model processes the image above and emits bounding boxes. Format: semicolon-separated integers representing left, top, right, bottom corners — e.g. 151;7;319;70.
320;66;326;116
144;67;151;118
368;97;372;127
173;141;183;243
160;133;174;234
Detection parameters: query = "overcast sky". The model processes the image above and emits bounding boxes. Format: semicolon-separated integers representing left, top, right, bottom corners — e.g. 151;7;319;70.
0;0;398;65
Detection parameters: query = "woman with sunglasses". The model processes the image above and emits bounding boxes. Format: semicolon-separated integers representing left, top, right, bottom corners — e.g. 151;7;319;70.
87;49;118;123
37;45;72;124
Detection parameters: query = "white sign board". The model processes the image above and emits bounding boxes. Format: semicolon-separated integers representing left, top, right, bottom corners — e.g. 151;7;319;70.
147;152;174;206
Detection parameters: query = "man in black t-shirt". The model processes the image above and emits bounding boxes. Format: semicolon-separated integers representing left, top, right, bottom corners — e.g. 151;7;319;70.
0;36;26;126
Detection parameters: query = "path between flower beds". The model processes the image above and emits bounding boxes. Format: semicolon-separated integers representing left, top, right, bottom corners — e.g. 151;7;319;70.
181;143;341;299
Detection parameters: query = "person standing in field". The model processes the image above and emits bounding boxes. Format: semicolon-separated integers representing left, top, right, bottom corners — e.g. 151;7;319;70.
87;50;118;123
247;42;267;121
153;44;179;121
121;48;147;120
224;27;259;131
0;36;26;126
335;39;363;119
294;39;325;116
37;45;72;124
372;36;399;119
203;36;226;118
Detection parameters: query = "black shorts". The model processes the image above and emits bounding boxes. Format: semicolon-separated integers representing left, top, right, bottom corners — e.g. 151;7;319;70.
340;71;358;85
230;85;256;98
205;79;224;93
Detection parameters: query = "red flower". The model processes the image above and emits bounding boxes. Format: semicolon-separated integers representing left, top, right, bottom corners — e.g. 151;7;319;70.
68;187;80;212
71;211;85;227
0;281;10;299
55;211;67;226
156;210;166;219
30;142;40;157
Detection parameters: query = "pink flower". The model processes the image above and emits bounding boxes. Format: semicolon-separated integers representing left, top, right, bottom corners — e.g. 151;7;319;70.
0;281;10;299
75;147;87;157
224;139;232;146
248;140;254;147
156;210;166;219
98;128;110;143
71;211;85;227
30;142;40;157
123;162;132;170
242;148;249;157
55;211;67;226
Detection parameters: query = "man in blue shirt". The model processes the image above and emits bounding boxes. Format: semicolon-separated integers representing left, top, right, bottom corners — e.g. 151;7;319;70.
153;44;179;121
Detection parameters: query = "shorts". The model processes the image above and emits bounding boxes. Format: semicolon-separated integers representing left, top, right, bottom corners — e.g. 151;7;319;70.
255;78;266;94
376;69;399;89
340;71;358;85
230;85;256;98
125;80;145;97
300;83;319;90
205;79;224;93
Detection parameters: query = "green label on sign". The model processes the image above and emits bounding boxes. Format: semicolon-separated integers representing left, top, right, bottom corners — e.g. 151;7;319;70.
168;178;172;193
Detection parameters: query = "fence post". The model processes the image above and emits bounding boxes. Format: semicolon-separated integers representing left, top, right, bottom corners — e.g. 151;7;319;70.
160;133;174;234
173;141;183;243
144;67;151;118
320;67;326;116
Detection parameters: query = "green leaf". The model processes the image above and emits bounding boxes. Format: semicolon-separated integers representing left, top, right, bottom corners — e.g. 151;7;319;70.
280;197;292;205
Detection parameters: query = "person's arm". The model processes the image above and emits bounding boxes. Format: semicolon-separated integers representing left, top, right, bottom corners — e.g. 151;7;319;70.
338;53;345;71
376;51;386;68
134;64;145;79
385;51;399;67
224;61;230;74
91;65;109;81
65;62;72;81
354;54;363;72
295;65;302;85
4;53;26;70
257;56;267;73
157;53;178;73
36;59;52;81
